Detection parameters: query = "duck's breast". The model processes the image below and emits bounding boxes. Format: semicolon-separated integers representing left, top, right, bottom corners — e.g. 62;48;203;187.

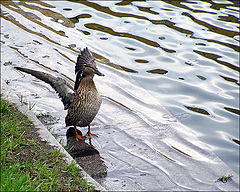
65;77;102;127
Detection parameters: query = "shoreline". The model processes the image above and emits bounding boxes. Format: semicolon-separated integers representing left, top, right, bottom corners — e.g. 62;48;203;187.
1;80;106;191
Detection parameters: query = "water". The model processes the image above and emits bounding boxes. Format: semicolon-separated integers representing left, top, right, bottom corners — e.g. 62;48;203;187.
1;0;239;190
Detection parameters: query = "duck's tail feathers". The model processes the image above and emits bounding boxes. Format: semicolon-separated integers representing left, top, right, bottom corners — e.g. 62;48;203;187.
15;67;74;110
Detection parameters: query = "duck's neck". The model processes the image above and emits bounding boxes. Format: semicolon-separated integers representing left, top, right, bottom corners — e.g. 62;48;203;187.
76;75;96;92
74;72;94;90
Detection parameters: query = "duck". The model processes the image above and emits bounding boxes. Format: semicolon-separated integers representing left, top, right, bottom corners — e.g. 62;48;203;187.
15;47;104;140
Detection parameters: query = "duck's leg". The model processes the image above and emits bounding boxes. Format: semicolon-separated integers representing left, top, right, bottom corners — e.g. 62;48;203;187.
74;126;85;141
85;124;98;138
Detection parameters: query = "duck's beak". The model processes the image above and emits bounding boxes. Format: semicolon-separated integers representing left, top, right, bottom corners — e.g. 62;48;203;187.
95;68;104;76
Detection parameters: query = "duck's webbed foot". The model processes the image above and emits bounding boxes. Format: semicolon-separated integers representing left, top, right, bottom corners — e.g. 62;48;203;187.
76;134;86;141
85;132;98;138
74;126;86;141
85;124;98;138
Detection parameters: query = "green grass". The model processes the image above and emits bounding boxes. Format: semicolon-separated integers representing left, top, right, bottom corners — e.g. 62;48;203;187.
3;61;13;66
217;174;233;183
0;98;95;191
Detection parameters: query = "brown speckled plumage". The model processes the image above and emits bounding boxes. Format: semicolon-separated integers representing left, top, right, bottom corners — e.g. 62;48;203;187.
65;75;102;127
15;47;104;140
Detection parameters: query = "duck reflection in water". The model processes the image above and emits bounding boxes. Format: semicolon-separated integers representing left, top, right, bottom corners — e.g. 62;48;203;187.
66;127;107;183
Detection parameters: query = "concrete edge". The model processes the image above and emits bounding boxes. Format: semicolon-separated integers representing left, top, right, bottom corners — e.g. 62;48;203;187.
1;81;107;192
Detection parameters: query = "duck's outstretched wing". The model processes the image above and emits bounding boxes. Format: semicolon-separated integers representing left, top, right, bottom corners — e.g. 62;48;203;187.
15;67;74;110
75;47;94;74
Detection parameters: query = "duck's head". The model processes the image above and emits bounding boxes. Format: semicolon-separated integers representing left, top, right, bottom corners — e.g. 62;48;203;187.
82;63;104;77
74;47;104;90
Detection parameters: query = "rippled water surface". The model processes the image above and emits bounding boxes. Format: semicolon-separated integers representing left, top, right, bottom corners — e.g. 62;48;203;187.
1;0;239;190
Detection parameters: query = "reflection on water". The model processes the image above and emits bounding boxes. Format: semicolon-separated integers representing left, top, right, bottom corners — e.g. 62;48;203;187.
184;105;210;116
1;0;239;190
66;127;107;184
